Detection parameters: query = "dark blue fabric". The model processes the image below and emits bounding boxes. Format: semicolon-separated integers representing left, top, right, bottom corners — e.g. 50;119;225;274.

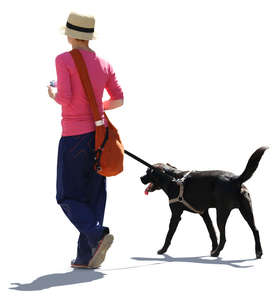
56;131;107;265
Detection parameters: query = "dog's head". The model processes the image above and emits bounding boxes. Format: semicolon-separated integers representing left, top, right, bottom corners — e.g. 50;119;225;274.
140;163;178;195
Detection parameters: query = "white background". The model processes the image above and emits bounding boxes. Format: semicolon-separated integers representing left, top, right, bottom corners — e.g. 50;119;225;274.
1;0;278;298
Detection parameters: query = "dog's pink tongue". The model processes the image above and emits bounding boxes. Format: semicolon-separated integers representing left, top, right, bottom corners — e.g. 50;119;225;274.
144;183;153;195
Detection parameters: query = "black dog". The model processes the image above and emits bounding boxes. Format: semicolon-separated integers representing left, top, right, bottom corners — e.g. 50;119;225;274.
140;147;267;259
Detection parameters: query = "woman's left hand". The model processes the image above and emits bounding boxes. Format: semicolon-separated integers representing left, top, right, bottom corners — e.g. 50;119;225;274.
47;86;56;100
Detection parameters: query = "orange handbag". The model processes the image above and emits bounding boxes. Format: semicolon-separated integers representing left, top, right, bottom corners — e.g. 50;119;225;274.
70;49;124;177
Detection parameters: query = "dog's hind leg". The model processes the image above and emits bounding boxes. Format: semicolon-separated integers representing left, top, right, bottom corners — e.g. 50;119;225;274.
211;209;231;257
157;207;183;255
200;210;218;255
239;191;263;259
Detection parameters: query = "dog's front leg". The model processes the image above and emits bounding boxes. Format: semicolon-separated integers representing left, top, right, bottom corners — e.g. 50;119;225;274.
158;208;183;255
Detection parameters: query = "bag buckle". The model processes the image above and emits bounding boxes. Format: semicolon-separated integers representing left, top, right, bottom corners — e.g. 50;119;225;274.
94;148;103;172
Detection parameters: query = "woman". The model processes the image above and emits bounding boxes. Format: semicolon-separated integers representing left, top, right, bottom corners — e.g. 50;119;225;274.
47;12;124;269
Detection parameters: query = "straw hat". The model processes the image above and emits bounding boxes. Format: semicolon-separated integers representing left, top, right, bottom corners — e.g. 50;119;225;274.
61;12;96;40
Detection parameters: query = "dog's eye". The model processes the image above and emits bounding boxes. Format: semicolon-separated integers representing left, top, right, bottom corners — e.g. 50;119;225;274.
149;168;157;175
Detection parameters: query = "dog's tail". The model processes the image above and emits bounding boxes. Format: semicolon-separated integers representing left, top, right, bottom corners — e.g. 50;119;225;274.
235;146;268;184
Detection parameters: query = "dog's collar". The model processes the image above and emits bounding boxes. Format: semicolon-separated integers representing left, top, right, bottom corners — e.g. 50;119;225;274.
169;171;204;214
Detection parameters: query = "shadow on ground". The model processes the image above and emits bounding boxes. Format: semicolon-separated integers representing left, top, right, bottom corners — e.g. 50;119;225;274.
10;269;105;291
9;255;256;291
129;254;256;269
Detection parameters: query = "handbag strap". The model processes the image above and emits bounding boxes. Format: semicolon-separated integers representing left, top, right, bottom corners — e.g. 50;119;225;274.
69;49;104;126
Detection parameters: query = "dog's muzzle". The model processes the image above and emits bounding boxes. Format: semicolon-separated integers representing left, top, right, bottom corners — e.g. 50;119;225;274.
140;175;160;195
140;175;149;184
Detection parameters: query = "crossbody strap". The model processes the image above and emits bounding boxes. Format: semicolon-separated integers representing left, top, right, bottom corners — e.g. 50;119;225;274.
70;49;110;173
69;49;104;126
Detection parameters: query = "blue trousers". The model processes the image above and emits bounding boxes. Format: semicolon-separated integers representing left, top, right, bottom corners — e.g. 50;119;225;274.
56;131;107;265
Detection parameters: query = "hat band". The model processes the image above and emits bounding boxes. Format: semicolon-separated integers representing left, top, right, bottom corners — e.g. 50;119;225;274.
66;22;94;33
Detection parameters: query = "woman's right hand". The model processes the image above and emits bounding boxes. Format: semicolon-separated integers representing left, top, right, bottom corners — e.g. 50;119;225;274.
47;86;57;100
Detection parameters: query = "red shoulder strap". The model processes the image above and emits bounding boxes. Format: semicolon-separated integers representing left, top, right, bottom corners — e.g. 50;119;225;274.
69;49;103;124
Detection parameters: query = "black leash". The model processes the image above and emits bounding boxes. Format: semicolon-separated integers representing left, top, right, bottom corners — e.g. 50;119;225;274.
124;150;175;181
124;150;154;169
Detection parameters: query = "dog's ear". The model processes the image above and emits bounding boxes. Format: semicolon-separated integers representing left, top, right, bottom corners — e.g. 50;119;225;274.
154;163;165;169
166;163;177;169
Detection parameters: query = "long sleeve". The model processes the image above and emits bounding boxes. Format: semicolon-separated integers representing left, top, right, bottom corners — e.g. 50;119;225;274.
105;64;124;101
55;55;72;105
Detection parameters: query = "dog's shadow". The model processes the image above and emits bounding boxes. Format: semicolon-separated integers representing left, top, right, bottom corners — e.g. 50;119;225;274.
9;269;105;291
130;254;257;269
9;255;256;291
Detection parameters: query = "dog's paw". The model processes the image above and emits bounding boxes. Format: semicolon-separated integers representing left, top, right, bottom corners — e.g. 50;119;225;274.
256;251;263;259
210;249;219;257
157;248;167;255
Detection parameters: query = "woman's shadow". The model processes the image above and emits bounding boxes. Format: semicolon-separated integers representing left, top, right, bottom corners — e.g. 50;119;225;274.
10;269;105;291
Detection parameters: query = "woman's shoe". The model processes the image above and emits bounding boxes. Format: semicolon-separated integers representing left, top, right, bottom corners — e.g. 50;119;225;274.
71;259;96;269
88;234;114;268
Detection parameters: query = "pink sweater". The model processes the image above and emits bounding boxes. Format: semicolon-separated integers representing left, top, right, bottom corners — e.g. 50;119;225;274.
55;49;123;136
